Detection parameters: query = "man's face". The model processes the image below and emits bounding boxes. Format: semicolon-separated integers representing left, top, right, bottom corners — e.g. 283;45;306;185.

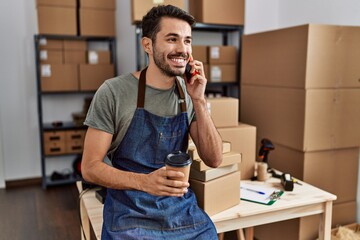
152;17;192;77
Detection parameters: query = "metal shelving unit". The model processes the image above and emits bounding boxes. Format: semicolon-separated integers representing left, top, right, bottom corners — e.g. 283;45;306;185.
34;34;117;188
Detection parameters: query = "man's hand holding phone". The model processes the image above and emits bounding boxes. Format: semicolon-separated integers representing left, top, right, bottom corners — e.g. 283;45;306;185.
184;54;200;83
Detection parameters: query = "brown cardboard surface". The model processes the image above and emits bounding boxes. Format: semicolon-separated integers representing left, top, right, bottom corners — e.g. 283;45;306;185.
241;85;360;151
192;45;208;63
79;64;115;91
189;0;244;25
79;0;116;9
208;46;237;64
188;141;231;161
39;50;63;64
64;51;86;64
254;201;357;240
39;39;63;50
269;144;359;204
191;151;241;171
131;0;185;23
190;171;240;216
36;0;76;7
87;51;111;64
63;40;87;50
190;163;239;182
79;9;115;37
242;24;360;89
217;123;256;180
209;64;236;83
206;97;238;127
37;6;77;35
40;64;79;92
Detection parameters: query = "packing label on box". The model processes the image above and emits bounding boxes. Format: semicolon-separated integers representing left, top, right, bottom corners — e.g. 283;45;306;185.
41;64;51;77
211;66;221;82
88;51;99;64
153;0;165;4
210;47;220;59
39;38;47;46
40;50;48;61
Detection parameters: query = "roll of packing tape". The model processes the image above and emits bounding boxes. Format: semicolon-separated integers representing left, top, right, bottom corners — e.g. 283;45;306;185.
257;162;269;181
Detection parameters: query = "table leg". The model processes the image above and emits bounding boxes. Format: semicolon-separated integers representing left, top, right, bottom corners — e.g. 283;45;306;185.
236;229;245;240
318;201;333;240
245;227;254;240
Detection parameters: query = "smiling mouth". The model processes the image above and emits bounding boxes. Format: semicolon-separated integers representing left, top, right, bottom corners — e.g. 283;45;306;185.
169;54;189;67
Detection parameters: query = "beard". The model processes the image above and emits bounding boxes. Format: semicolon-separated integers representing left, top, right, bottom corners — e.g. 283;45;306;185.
152;46;188;77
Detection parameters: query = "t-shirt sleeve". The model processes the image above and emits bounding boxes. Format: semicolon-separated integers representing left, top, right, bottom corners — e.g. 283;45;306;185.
84;81;115;135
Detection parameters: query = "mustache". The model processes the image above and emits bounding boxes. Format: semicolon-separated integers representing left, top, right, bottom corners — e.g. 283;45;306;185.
168;53;189;59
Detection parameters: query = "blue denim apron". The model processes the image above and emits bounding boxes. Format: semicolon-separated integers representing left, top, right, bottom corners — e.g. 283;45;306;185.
101;68;218;239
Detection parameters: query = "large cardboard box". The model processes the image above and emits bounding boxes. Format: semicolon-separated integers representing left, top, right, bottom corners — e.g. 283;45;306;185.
79;0;115;9
87;51;111;64
190;171;240;216
254;201;357;240
79;64;115;91
79;9;115;37
217;123;256;180
63;40;87;51
40;64;79;92
192;45;208;63
131;0;185;23
37;6;77;35
36;0;76;7
208;46;237;64
242;24;360;89
189;0;244;26
64;51;87;64
269;144;359;204
38;39;63;50
241;85;360;151
209;64;237;83
39;50;63;64
206;97;238;128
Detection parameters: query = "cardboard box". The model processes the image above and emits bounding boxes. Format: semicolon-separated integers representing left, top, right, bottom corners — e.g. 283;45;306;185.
206;97;238;127
38;39;63;50
43;131;66;142
37;6;77;35
80;9;115;37
190;171;240;216
79;0;116;9
332;223;360;238
190;163;238;182
209;46;237;64
63;40;87;51
39;50;63;64
79;64;115;91
64;51;87;64
254;201;357;240
66;140;84;154
65;130;86;142
269;144;359;204
209;64;236;83
43;131;66;156
242;24;360;89
131;0;185;23
192;45;208;63
241;85;360;151
36;0;76;7
217;123;256;180
40;64;79;92
192;151;241;171
188;141;231;161
189;0;244;25
87;51;111;64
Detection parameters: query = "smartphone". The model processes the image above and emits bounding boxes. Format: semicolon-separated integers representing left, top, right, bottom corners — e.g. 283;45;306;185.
185;62;193;81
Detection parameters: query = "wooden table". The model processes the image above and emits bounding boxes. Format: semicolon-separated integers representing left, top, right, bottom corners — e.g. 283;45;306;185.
77;177;336;240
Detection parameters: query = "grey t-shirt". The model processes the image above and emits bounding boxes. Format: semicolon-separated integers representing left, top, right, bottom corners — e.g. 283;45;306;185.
84;73;196;159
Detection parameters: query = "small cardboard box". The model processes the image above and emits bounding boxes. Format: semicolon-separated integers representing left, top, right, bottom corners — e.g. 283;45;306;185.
37;6;77;35
79;64;115;91
190;171;240;216
79;0;116;9
39;39;63;50
39;50;63;64
206;97;238;127
209;64;236;83
66;140;84;154
190;163;239;182
79;9;115;37
63;40;87;51
87;51;111;64
36;0;76;7
43;131;66;142
40;64;79;92
209;46;237;64
192;151;241;171
64;51;87;64
65;130;86;142
189;0;244;26
131;0;185;23
188;141;231;161
43;131;66;156
269;143;359;204
217;123;257;180
192;45;208;63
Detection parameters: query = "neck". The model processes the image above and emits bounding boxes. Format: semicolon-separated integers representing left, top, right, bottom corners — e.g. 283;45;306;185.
145;65;176;89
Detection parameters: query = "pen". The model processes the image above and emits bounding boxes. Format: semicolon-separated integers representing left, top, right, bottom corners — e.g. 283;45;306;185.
241;187;265;195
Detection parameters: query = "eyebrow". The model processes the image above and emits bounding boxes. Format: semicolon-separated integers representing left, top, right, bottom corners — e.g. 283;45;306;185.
165;33;192;40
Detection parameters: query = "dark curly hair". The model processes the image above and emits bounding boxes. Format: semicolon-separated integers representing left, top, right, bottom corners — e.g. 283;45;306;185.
142;5;196;43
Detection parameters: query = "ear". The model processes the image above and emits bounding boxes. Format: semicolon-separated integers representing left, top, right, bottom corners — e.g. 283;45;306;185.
142;37;152;55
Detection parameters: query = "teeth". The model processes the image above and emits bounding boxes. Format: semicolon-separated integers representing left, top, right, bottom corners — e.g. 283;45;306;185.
171;58;185;63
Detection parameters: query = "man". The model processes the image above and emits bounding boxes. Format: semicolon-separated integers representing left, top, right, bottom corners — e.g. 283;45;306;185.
82;5;223;239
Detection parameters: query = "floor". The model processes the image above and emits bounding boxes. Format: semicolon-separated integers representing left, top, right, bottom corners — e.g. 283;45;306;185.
0;183;239;240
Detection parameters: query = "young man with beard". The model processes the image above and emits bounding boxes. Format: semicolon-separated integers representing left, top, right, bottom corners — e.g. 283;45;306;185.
81;5;223;239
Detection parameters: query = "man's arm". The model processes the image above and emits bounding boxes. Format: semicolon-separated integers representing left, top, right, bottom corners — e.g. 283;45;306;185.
81;127;189;197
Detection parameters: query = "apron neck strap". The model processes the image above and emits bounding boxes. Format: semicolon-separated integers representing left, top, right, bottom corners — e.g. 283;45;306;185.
137;68;187;112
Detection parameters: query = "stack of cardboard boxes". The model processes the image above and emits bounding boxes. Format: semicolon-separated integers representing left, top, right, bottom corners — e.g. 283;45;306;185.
241;24;360;240
36;0;116;37
188;97;257;216
43;129;86;155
